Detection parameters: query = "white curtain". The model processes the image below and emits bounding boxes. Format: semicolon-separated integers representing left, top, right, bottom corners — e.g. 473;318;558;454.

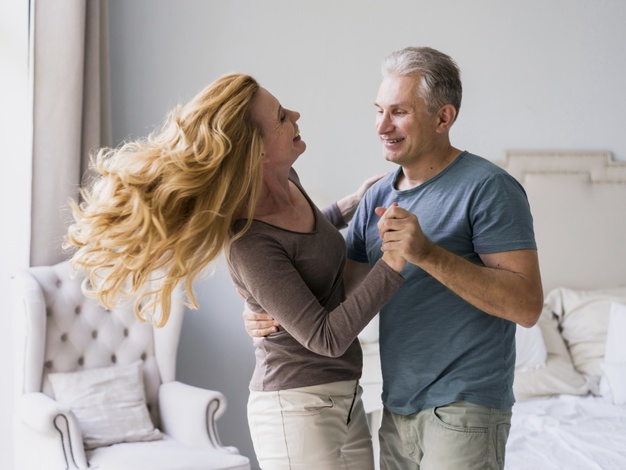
30;0;111;266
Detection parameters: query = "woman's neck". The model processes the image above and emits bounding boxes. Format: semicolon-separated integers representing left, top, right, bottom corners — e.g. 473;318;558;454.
254;169;293;218
254;171;315;232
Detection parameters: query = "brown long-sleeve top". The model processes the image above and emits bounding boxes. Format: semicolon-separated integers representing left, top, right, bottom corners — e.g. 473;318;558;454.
227;169;404;391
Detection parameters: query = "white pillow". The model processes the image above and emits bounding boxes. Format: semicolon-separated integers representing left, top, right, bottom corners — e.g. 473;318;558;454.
49;361;163;449
604;302;626;363
544;286;626;379
514;305;590;401
599;303;626;404
515;323;547;372
600;362;626;405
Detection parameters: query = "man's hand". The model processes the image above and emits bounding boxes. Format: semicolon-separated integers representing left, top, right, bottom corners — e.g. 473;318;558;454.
375;203;409;273
243;303;280;338
377;204;433;265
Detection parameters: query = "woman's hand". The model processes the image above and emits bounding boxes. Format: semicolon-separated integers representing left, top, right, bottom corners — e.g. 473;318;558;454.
336;173;387;223
242;303;280;338
377;204;433;266
376;203;408;273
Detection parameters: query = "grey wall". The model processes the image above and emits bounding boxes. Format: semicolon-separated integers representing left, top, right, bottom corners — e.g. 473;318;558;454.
107;1;626;467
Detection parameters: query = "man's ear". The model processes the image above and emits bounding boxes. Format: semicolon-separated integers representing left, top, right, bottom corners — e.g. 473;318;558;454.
436;104;457;133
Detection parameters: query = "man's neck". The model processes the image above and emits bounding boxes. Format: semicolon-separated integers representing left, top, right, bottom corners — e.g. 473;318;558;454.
397;147;462;190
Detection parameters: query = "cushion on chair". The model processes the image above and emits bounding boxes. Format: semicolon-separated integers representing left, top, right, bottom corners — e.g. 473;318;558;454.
86;437;252;470
49;360;163;449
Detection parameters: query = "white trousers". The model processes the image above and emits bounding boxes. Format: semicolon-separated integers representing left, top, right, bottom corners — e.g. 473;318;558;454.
248;380;375;470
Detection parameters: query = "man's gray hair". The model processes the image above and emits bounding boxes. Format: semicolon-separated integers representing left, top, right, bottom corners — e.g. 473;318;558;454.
382;46;462;119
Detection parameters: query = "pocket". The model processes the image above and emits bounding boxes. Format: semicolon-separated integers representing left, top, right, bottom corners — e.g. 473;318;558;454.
277;389;336;416
431;403;488;434
495;422;511;466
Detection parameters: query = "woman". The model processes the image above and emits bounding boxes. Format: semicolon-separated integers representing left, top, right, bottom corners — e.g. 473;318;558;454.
65;73;405;469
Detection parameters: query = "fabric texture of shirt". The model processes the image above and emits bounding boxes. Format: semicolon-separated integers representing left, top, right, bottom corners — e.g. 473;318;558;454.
227;169;404;392
345;151;537;414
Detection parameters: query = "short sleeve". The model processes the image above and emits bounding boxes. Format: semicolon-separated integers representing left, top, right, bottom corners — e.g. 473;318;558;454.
471;174;537;254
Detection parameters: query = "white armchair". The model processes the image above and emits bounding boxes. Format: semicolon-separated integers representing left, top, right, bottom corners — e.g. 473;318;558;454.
11;260;251;470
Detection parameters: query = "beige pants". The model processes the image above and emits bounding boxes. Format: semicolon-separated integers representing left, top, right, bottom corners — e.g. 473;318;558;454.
380;401;512;470
247;380;375;470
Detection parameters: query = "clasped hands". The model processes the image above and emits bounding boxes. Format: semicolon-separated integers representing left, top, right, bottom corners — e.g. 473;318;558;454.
243;204;428;338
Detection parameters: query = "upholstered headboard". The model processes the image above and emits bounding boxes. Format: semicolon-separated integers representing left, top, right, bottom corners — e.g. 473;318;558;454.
500;151;626;293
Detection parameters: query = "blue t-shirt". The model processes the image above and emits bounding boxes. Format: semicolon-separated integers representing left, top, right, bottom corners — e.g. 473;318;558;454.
345;151;537;414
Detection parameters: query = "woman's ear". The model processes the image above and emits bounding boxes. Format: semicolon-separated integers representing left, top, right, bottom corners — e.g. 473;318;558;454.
260;152;271;167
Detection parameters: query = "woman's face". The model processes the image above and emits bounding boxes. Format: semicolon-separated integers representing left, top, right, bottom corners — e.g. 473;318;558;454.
249;87;305;169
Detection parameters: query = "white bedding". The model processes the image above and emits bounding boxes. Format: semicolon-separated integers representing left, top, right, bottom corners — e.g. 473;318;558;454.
501;152;626;470
506;395;626;470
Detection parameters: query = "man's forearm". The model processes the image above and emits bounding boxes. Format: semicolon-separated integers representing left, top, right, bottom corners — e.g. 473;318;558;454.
415;245;543;327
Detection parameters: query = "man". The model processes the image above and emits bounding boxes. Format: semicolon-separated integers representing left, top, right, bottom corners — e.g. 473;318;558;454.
246;46;543;470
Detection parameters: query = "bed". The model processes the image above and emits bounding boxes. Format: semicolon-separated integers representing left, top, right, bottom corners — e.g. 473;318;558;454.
358;150;626;470
502;151;626;470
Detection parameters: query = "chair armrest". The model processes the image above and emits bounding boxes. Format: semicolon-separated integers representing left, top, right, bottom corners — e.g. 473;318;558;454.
18;392;89;469
159;381;240;454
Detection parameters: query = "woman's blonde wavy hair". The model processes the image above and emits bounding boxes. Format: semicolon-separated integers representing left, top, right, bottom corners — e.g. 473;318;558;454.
65;73;263;327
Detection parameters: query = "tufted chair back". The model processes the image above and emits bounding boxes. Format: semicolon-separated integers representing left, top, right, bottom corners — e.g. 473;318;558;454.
15;260;183;428
12;259;251;470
